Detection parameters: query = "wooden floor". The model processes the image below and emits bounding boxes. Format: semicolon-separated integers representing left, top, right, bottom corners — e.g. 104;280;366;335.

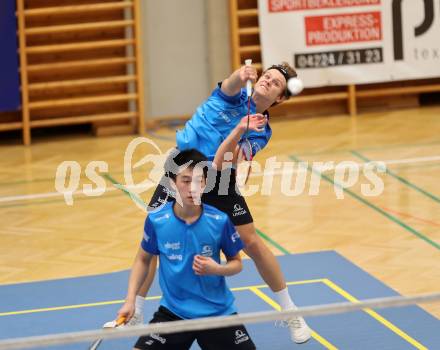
1;106;439;318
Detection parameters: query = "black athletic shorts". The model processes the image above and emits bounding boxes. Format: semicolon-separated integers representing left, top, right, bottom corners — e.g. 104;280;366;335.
148;166;253;226
134;306;256;350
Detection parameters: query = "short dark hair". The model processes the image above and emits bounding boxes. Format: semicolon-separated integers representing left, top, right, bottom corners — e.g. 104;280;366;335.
265;62;297;98
166;149;208;181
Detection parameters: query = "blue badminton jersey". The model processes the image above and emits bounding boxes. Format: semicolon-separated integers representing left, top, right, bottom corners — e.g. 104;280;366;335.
176;85;272;160
141;201;244;319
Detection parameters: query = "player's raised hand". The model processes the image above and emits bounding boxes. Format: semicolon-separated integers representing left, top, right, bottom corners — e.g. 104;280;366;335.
239;114;267;133
193;255;221;275
238;64;257;87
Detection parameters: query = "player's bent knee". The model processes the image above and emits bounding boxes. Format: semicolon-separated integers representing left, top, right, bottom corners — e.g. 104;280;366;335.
235;224;257;244
242;236;265;258
241;234;259;251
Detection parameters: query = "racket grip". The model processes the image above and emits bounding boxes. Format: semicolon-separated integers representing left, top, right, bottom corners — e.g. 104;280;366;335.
116;316;126;326
245;59;252;97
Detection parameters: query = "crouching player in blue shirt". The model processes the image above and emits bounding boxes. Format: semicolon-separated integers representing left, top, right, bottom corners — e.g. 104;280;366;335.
117;149;256;350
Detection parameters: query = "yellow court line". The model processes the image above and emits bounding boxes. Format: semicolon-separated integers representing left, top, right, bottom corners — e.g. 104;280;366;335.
249;287;338;350
0;276;430;350
233;278;324;291
0;296;160;317
0;279;323;317
322;279;428;350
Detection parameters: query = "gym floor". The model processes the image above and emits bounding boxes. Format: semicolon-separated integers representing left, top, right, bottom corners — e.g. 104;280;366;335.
1;106;439;349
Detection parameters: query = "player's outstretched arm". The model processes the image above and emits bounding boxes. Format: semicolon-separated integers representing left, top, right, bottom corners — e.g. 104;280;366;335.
118;248;153;321
213;114;267;171
221;65;257;96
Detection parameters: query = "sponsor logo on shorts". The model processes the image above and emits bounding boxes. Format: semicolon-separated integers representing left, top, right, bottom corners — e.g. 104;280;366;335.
233;203;247;217
231;231;240;243
234;329;249;344
150;333;166;344
201;245;213;257
163;187;175;197
158;197;167;204
164;241;181;250
145;339;154;346
167;254;183;261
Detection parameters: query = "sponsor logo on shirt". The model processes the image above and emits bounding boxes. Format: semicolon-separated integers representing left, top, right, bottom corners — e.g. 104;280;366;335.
234;329;250;344
219;111;231;123
231;231;240;243
143;231;150;242
233;203;247;217
167;254;183;261
164;241;181;250
251;141;261;154
201;245;213;257
155;213;170;222
205;212;221;220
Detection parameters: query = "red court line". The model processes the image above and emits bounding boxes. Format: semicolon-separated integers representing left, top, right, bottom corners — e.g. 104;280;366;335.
382;207;440;228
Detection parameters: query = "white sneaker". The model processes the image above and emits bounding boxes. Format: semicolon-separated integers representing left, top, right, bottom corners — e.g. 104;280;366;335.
286;312;311;344
102;312;144;328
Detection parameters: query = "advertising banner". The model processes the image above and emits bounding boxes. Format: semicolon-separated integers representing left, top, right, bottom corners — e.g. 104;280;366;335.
258;0;440;87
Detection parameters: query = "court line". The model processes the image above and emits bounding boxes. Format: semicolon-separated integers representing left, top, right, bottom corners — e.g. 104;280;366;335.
255;214;429;348
391;162;440;171
256;228;290;255
1;152;438;191
0;280;323;317
351;151;440;204
0;167;143;187
322;279;428;350
0;188;107;203
2;154;439;204
381;207;440;228
0;191;124;209
1;277;429;349
249;287;337;349
0;181;150;204
296;139;440;157
289;155;440;250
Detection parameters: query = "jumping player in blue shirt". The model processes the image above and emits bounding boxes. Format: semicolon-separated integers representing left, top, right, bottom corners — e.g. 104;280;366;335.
114;62;311;344
117;149;256;350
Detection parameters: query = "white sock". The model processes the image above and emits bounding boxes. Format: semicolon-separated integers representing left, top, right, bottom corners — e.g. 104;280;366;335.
135;295;145;314
274;287;295;310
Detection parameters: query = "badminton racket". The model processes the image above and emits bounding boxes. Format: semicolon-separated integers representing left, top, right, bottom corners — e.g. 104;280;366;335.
87;316;126;350
236;59;254;187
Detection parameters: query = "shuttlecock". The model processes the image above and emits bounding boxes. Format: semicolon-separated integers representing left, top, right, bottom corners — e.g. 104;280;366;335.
287;77;304;95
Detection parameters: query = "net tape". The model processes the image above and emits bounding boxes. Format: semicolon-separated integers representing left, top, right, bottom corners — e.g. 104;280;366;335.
0;292;439;350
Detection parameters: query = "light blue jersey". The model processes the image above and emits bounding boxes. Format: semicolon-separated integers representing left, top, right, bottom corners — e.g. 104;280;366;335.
141;202;244;319
176;86;272;160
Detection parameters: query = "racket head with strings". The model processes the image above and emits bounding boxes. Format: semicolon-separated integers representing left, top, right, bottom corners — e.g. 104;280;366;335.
236;138;253;187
